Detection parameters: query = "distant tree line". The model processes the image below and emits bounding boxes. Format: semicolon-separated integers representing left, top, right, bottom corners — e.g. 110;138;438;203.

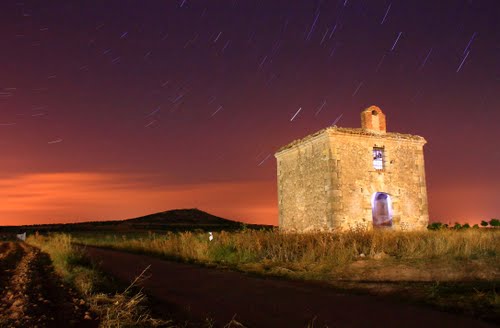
428;218;499;230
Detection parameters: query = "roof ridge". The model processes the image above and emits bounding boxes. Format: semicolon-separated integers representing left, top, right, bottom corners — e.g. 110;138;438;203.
276;126;425;154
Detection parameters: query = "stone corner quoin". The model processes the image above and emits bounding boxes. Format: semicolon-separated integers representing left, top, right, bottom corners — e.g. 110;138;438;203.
275;105;429;232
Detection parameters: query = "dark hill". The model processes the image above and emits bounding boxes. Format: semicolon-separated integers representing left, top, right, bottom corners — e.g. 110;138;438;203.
126;208;241;226
122;208;258;231
0;208;274;234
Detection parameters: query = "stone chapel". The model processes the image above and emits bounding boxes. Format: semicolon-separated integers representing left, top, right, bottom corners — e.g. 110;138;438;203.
275;105;429;231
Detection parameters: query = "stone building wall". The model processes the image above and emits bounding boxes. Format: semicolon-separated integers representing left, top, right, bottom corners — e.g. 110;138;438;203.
328;130;428;230
276;133;333;231
275;124;429;231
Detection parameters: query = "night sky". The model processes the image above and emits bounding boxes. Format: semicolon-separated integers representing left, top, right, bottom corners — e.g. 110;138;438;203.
1;0;498;226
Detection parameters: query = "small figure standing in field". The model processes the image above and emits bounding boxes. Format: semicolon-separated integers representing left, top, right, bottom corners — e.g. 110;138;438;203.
209;232;214;241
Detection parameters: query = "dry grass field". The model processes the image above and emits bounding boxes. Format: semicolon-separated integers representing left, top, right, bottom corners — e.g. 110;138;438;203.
73;228;499;280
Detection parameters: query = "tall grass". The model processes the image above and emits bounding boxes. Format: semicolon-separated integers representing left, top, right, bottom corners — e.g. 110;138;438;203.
75;228;499;276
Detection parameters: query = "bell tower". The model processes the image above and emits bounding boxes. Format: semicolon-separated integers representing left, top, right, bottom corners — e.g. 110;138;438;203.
361;105;386;133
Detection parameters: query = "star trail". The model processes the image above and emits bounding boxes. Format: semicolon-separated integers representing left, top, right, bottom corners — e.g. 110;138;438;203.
0;0;498;226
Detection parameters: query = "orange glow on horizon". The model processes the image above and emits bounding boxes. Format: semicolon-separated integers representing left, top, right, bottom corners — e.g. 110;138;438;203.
0;172;278;226
0;172;496;227
427;183;498;225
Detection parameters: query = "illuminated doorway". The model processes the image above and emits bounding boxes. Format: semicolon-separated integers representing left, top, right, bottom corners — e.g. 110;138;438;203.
372;192;393;228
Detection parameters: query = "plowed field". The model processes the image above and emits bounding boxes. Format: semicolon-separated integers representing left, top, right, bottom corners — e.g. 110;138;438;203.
0;242;97;328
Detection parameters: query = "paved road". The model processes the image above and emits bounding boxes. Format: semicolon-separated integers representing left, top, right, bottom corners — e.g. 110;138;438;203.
85;246;493;328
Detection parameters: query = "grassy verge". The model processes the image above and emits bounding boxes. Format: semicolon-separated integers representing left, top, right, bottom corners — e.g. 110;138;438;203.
74;228;499;323
27;233;172;327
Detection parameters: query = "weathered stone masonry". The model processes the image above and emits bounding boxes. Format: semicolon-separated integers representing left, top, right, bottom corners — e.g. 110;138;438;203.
275;106;429;231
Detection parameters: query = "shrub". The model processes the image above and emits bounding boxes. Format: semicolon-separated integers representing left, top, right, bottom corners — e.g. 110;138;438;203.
489;218;499;227
428;222;444;230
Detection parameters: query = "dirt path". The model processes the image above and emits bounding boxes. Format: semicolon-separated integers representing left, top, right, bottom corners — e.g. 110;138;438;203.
0;242;97;328
85;246;494;328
